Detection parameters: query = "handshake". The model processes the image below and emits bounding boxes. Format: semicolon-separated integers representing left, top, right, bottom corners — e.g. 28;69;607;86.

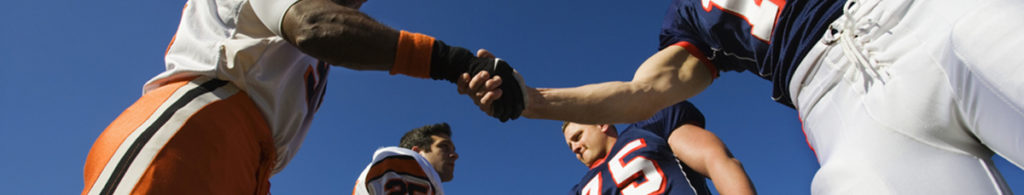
459;57;527;122
425;41;526;122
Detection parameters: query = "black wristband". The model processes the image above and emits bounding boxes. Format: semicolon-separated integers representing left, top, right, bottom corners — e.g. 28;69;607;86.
428;40;476;83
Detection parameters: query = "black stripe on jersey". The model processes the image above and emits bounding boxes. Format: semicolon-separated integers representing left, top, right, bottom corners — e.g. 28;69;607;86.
99;79;229;195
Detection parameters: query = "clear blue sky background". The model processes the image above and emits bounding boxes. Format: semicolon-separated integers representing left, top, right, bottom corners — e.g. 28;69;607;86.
1;0;1020;194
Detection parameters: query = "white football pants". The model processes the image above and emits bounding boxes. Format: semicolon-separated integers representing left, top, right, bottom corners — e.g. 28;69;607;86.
789;0;1024;194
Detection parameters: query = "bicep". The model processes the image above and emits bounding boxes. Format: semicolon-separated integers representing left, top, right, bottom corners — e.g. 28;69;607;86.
630;45;713;113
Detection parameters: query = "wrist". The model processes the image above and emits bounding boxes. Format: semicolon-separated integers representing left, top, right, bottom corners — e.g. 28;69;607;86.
428;41;479;82
389;31;435;78
519;87;546;119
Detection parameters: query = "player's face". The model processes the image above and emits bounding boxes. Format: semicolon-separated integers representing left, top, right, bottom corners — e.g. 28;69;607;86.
418;135;459;182
563;123;609;167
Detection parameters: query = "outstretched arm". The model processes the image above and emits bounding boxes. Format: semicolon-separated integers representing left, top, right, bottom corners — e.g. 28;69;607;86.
276;0;526;121
518;45;713;124
669;124;755;195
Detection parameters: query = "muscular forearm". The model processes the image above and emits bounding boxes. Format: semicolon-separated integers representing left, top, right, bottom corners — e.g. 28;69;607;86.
521;46;712;124
282;0;398;70
522;81;670;124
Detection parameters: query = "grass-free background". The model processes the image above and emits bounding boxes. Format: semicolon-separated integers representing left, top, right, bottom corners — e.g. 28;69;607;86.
1;0;1020;194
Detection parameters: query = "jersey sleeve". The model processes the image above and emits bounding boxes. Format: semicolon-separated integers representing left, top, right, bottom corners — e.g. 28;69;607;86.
659;0;720;78
249;0;299;37
659;0;709;53
625;101;707;139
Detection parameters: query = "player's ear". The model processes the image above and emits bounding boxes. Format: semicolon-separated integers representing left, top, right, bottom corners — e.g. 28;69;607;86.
411;146;422;152
599;124;617;137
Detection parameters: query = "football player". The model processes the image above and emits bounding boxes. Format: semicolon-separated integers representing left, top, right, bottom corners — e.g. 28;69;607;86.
563;101;753;195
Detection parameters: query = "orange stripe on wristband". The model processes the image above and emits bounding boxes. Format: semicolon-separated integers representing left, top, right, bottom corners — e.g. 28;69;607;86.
390;31;436;78
672;41;719;79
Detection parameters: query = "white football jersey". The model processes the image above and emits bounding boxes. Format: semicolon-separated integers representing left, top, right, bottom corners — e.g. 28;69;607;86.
144;0;326;174
354;147;445;195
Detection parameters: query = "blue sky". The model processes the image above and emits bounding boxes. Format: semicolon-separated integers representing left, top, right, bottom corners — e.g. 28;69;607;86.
1;0;1020;194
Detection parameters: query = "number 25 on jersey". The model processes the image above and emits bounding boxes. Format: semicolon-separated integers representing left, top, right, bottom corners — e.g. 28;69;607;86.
581;139;666;195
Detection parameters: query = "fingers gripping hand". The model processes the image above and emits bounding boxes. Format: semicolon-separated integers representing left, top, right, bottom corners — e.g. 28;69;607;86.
476;49;495;59
463;49;526;122
474;59;524;122
457;72;503;116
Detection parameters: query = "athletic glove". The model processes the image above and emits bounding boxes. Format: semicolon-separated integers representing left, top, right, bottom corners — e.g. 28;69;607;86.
429;41;525;122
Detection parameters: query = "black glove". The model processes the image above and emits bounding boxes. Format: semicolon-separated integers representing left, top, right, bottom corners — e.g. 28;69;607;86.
429;41;525;122
470;58;524;122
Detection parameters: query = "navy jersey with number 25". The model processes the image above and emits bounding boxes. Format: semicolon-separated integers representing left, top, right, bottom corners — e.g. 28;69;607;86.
568;102;711;195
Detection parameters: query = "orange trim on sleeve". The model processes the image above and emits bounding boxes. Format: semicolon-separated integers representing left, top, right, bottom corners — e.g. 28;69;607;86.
390;31;436;79
671;41;719;79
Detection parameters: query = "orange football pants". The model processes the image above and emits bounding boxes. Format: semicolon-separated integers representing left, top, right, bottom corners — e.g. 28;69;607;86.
82;77;276;195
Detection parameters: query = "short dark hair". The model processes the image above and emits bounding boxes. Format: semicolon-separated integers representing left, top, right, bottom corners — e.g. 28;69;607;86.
399;123;452;152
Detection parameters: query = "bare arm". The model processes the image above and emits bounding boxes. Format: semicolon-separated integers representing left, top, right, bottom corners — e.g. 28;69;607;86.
281;0;398;71
669;124;755;195
518;45;714;124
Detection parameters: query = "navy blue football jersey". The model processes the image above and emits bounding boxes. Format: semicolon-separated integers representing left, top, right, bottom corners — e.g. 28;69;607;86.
659;0;845;107
568;127;710;195
569;101;711;195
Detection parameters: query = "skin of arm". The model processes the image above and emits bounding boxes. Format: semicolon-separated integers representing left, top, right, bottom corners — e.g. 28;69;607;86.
518;45;714;124
281;0;399;71
669;124;756;195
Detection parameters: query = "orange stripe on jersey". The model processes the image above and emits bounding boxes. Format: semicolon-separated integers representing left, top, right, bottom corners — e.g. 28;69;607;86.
82;79;191;195
366;156;430;181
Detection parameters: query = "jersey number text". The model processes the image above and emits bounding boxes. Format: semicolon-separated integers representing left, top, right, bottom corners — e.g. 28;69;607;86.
582;139;666;195
701;0;786;41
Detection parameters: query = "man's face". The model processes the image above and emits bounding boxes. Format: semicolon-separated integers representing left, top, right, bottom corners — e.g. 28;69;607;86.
416;135;458;182
563;123;610;167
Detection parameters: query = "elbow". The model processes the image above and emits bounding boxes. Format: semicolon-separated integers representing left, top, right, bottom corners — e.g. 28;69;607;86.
286;12;344;57
626;81;682;122
605;82;663;123
282;4;370;64
727;158;745;169
282;7;396;70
